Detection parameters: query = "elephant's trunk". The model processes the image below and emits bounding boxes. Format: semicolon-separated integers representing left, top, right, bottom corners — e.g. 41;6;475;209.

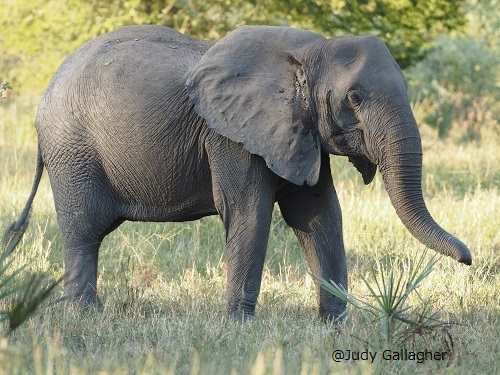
377;118;472;265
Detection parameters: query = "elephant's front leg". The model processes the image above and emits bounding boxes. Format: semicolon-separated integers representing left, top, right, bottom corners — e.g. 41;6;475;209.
278;155;347;320
223;205;273;320
207;138;278;321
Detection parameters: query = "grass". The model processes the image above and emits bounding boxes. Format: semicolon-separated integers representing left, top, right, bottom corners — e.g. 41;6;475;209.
0;95;499;374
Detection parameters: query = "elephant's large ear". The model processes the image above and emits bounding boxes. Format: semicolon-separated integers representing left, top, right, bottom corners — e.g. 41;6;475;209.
187;26;325;186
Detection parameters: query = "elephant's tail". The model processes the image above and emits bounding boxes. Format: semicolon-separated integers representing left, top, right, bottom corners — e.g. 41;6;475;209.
2;147;44;255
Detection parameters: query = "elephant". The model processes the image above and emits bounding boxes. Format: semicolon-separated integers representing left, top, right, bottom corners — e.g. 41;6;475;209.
5;25;471;321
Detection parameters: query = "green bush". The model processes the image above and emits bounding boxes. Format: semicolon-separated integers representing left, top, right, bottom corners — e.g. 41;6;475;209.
407;35;499;140
1;0;468;94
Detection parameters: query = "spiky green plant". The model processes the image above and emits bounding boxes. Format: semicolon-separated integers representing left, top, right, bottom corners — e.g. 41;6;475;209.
0;231;60;335
312;250;449;345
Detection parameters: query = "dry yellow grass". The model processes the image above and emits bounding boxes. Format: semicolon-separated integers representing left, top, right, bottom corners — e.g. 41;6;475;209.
0;96;498;374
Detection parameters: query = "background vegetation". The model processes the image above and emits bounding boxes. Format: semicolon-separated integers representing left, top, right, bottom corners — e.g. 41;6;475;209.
1;0;469;93
1;0;498;373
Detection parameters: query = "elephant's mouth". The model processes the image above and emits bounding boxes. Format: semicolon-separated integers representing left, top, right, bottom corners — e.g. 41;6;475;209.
348;154;377;184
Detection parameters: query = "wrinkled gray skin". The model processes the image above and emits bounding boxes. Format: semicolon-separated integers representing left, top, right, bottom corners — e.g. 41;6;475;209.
9;25;471;321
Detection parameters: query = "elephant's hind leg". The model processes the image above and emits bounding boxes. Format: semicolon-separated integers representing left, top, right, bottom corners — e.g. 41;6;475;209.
58;208;123;310
50;172;122;310
61;231;102;309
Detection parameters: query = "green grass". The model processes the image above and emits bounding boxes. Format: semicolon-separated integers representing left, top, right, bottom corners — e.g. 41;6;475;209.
0;96;498;374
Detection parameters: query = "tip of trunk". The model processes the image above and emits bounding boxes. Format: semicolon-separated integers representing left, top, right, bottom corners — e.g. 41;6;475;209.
386;186;473;266
459;254;472;266
456;247;472;265
430;233;472;265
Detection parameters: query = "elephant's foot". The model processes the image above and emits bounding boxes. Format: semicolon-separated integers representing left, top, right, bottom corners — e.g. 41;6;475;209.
79;295;103;313
64;286;103;313
62;296;102;318
318;301;347;323
319;310;347;324
229;309;255;323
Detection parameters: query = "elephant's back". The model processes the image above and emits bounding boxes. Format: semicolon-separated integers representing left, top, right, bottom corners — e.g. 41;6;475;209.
54;25;213;69
76;25;214;76
39;25;214;106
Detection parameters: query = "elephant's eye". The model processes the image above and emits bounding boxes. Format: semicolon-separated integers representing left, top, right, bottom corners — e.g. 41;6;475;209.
348;91;364;107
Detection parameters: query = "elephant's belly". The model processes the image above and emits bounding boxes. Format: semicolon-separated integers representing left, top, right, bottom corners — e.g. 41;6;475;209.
116;172;217;223
120;195;218;223
105;146;218;222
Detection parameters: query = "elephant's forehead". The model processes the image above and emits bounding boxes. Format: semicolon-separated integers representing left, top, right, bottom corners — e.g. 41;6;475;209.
317;38;405;94
320;36;399;71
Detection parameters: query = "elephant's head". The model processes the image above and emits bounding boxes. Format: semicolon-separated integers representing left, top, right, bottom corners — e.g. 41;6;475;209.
187;26;471;265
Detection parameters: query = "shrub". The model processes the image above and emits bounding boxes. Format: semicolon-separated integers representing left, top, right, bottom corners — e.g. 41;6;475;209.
406;35;499;141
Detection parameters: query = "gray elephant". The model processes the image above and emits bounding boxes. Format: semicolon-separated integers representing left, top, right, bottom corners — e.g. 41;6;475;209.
5;25;471;321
